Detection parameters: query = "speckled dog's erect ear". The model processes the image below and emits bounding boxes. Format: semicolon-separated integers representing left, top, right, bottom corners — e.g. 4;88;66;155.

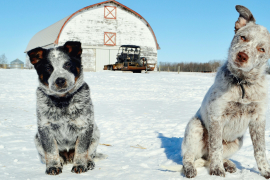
63;41;82;58
27;47;47;65
234;5;256;33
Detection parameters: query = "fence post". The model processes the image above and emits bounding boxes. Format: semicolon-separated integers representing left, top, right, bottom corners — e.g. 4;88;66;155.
168;67;169;72
178;66;180;74
159;63;160;73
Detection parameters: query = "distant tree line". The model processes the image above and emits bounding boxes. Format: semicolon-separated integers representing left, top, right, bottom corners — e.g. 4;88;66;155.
157;60;270;74
157;60;222;72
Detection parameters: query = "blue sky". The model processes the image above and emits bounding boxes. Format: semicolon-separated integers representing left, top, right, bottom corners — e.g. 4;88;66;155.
1;0;270;64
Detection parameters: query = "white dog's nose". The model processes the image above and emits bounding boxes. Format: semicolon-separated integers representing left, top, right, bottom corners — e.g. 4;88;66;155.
237;52;249;62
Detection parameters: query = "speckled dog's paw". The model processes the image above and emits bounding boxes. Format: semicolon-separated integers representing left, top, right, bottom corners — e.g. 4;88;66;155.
71;165;88;174
87;160;95;170
46;166;62;175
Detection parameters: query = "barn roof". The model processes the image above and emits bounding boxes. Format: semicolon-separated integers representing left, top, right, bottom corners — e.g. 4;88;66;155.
25;0;160;52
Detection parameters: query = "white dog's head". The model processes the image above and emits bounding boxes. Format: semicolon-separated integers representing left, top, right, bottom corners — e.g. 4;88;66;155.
228;5;270;75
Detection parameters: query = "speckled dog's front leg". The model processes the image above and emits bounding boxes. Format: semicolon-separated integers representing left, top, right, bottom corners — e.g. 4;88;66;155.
38;127;62;175
209;120;225;177
249;116;270;179
72;125;94;174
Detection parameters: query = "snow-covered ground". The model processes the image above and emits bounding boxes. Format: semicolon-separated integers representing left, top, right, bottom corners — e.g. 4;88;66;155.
1;69;270;180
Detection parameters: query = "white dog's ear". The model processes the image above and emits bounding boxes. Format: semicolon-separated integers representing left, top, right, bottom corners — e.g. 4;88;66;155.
235;5;256;33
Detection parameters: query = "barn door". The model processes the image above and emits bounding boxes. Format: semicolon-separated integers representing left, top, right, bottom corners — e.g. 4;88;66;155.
96;49;119;71
109;50;118;64
96;49;110;72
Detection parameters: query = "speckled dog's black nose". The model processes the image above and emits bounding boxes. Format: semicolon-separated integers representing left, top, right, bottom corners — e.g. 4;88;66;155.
55;78;66;86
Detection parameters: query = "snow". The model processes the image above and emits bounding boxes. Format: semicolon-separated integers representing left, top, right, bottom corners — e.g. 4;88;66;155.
0;69;270;179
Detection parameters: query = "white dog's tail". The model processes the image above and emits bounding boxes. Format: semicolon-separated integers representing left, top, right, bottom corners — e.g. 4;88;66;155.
160;158;209;172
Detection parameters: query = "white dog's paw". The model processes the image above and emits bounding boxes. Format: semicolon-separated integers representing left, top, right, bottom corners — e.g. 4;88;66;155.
210;165;225;177
223;160;237;173
260;168;270;179
183;163;197;178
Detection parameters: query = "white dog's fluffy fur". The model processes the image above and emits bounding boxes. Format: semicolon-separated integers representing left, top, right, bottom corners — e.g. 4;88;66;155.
181;5;270;178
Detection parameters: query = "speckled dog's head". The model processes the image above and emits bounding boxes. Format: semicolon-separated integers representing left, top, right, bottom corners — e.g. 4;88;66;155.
28;41;83;96
228;5;270;75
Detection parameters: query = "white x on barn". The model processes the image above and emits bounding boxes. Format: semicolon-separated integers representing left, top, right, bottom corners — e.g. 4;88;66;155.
25;0;160;71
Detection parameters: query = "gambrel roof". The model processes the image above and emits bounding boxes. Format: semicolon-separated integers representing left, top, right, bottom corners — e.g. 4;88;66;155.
25;0;160;52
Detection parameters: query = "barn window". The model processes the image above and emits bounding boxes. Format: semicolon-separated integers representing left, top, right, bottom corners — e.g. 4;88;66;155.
104;6;116;19
104;32;116;46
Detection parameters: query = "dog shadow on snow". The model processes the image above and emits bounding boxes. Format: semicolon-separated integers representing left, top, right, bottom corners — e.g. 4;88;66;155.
157;133;259;175
157;133;183;165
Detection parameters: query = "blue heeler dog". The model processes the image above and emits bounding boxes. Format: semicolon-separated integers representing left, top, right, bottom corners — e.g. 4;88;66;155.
28;41;100;175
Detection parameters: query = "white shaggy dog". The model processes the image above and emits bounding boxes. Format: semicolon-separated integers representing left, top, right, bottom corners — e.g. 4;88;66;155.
181;5;270;178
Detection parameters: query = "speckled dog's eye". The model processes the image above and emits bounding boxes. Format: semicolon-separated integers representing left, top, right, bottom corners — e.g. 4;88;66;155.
46;66;52;73
64;62;71;69
240;36;247;41
258;48;265;52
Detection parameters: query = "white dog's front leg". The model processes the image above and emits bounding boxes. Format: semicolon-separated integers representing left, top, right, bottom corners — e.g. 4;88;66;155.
249;117;270;179
209;120;225;177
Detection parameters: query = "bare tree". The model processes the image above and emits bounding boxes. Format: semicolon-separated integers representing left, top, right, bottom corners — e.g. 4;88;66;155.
209;60;221;72
0;54;7;64
0;54;8;68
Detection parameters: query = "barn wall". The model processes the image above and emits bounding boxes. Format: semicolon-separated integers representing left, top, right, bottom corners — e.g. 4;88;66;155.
58;3;158;71
81;49;96;71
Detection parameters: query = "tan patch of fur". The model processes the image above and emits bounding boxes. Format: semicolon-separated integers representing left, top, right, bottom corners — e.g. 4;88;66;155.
45;139;60;164
75;67;80;82
65;45;73;53
59;149;75;164
29;50;44;65
39;74;49;87
73;138;89;166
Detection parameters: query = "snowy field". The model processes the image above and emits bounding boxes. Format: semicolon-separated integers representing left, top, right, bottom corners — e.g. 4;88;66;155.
2;69;270;180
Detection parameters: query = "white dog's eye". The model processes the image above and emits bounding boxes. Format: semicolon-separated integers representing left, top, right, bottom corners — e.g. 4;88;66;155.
258;48;265;52
240;36;247;41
